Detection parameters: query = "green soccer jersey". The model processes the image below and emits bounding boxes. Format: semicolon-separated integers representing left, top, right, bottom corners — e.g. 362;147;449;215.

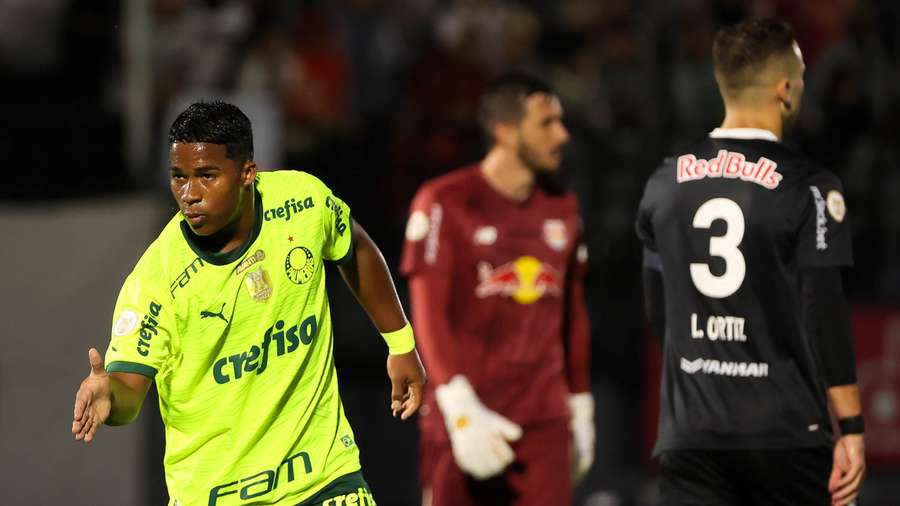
105;170;360;506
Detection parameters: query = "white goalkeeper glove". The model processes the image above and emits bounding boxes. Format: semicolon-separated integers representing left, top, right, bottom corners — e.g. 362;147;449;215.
435;375;523;480
568;392;595;483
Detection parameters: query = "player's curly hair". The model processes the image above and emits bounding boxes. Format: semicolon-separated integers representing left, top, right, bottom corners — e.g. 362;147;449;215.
478;73;554;144
713;18;797;92
168;101;254;162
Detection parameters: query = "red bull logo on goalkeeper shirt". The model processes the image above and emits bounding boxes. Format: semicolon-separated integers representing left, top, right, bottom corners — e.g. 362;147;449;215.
475;256;562;304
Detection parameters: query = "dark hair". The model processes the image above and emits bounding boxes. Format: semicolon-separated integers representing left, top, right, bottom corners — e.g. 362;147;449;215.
478;73;554;142
713;18;796;91
168;101;254;162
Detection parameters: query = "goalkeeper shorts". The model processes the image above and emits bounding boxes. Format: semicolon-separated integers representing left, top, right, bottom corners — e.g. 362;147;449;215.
420;421;570;506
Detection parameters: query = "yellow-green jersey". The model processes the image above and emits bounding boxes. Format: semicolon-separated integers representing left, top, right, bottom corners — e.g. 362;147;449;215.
105;170;359;506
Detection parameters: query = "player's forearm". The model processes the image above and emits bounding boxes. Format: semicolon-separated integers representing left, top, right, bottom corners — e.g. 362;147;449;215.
409;276;460;386
338;222;408;332
564;279;591;393
828;384;862;419
106;374;149;425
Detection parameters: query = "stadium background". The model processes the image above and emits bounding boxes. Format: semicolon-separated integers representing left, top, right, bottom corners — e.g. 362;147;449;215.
1;0;898;504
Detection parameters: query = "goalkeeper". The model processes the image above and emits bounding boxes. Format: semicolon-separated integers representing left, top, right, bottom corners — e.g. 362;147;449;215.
71;101;426;506
400;74;594;505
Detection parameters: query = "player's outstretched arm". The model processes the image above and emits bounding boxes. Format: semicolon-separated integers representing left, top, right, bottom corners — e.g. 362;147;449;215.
337;221;426;420
72;348;152;443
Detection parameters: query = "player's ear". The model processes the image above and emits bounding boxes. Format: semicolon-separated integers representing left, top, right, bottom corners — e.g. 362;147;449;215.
241;160;257;188
494;122;517;147
776;78;793;112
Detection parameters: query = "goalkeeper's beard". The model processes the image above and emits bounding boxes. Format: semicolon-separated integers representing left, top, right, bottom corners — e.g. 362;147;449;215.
516;138;558;174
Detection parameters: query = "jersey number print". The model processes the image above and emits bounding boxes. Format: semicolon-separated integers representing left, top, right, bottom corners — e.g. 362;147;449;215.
689;198;746;298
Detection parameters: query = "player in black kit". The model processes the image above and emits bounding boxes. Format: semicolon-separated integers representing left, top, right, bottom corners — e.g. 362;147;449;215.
636;19;865;506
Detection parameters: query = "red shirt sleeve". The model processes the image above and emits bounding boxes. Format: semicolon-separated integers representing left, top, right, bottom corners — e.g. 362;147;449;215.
401;185;461;386
564;236;591;394
400;184;453;277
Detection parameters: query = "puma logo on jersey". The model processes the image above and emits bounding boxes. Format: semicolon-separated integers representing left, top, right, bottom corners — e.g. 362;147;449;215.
201;303;228;323
677;150;782;189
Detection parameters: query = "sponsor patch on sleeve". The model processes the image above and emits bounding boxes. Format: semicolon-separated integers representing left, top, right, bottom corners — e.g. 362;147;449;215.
405;210;429;242
113;309;139;337
826;190;846;223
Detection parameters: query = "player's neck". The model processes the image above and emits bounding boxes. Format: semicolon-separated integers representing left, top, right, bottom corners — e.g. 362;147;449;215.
481;148;535;203
720;104;783;140
194;188;257;254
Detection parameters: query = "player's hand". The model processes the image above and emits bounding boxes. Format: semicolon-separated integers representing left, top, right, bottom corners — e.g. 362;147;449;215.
568;392;595;484
72;348;112;443
386;349;426;420
435;375;523;480
829;434;865;506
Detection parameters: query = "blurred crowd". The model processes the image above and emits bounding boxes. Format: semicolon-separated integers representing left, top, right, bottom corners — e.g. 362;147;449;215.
3;0;898;302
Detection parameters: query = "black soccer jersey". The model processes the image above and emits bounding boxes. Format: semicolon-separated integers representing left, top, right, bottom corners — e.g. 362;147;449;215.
636;128;853;454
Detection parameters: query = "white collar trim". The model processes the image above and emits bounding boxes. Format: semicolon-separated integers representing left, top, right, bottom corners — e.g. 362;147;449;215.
709;128;779;142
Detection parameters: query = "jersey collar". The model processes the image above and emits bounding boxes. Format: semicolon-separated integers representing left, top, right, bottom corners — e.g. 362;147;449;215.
180;189;263;266
709;128;779;142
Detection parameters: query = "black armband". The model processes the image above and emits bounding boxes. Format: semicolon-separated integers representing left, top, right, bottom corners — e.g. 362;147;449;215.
838;414;865;435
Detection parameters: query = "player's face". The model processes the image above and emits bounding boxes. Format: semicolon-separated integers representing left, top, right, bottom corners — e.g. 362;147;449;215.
169;142;255;236
781;42;806;128
515;93;570;172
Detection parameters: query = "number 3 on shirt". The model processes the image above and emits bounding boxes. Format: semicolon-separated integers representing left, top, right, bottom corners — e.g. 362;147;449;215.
690;198;746;298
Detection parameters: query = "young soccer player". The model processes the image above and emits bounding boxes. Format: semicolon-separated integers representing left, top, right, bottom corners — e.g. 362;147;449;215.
637;18;865;506
71;101;426;506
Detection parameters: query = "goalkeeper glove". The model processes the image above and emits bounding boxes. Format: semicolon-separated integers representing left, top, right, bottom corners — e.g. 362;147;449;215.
435;375;523;480
568;392;595;483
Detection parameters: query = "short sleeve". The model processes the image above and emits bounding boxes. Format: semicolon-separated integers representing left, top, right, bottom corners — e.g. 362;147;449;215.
106;275;175;378
400;185;454;277
796;174;853;268
309;175;353;263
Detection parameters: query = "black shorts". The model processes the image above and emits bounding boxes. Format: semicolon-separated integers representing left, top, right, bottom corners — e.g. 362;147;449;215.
659;446;832;506
296;472;376;506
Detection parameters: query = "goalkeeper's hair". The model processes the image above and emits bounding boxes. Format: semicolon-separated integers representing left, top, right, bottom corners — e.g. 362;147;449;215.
169;101;254;163
713;18;797;94
478;73;554;144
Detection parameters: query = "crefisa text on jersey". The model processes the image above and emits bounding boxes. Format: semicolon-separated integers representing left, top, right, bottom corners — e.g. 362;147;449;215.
212;314;319;384
325;196;347;236
137;301;163;356
690;313;747;342
263;197;314;222
677;150;782;190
